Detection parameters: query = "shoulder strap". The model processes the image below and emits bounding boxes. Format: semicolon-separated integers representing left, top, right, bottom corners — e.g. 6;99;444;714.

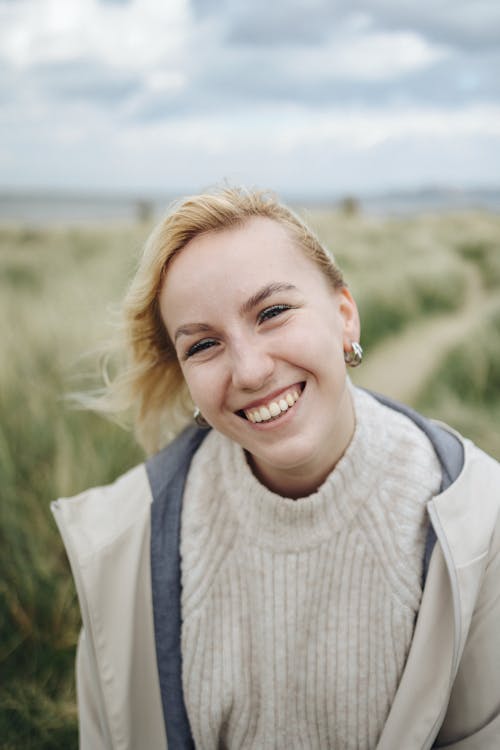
367;389;465;582
146;425;209;750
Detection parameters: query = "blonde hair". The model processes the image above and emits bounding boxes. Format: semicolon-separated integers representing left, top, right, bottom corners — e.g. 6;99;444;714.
98;186;344;454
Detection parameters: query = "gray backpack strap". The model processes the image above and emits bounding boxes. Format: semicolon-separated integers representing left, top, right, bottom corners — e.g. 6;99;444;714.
368;390;464;583
146;425;209;750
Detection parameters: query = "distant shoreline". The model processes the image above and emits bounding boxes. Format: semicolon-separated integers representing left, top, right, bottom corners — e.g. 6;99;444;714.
0;186;499;225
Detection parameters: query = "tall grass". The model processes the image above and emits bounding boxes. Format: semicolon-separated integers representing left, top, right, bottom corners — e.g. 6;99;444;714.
1;210;499;747
0;225;144;749
355;264;466;351
456;238;500;290
416;307;500;459
308;209;477;350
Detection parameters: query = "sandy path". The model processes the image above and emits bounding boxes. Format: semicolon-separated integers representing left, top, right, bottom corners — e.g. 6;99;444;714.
351;264;498;404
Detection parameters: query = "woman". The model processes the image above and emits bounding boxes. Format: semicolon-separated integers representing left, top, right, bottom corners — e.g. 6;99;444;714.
52;187;500;750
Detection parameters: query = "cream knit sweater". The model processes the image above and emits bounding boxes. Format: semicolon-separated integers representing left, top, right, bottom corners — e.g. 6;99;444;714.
180;387;442;749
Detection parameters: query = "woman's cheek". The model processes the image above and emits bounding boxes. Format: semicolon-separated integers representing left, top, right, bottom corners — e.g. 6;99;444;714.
185;361;223;407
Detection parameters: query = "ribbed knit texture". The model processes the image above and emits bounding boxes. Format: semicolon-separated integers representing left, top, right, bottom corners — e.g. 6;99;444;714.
180;387;442;749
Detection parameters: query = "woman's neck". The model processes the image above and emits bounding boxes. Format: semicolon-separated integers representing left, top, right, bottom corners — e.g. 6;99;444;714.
246;389;356;499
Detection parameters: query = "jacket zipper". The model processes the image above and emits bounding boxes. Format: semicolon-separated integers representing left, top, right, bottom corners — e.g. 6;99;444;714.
51;501;115;749
421;502;462;750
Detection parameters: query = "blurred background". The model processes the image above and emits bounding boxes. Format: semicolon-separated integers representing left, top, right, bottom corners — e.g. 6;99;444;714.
1;1;499;747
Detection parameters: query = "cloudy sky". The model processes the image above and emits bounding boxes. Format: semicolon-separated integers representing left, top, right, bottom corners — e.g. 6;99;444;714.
1;0;499;198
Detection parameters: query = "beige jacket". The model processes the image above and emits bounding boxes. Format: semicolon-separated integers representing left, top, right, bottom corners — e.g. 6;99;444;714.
52;434;500;750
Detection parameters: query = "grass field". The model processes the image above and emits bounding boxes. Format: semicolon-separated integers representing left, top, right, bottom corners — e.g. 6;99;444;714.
1;209;499;748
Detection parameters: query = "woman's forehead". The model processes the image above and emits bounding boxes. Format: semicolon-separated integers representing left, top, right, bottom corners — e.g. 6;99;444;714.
164;216;312;285
159;219;331;331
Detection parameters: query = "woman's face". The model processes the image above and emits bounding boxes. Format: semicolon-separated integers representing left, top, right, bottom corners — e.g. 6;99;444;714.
160;217;360;497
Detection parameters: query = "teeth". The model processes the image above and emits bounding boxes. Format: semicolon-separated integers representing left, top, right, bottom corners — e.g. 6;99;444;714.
269;402;281;417
243;387;302;423
260;406;271;421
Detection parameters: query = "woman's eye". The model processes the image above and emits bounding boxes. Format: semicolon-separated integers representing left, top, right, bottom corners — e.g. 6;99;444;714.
185;339;218;359
258;304;292;323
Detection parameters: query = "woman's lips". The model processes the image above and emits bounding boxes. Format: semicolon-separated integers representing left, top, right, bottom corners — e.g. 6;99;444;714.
239;383;305;423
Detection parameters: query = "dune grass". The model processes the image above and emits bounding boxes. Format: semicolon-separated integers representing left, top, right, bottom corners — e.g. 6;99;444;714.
1;209;499;747
415;306;500;459
456;238;500;290
307;209;475;350
0;224;145;748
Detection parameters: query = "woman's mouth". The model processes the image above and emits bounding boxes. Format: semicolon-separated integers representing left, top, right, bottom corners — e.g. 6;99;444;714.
239;383;305;424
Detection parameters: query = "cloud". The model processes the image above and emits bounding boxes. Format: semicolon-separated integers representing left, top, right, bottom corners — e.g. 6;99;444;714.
0;0;189;70
282;30;448;82
31;59;142;103
358;1;500;51
0;0;498;193
124;103;500;154
2;100;500;194
0;0;492;116
6;105;500;194
192;0;500;51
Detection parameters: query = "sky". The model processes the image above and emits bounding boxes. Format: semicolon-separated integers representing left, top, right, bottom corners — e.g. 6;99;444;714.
1;0;499;198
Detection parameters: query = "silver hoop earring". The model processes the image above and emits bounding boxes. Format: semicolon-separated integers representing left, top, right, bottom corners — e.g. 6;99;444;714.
193;406;210;428
344;341;363;367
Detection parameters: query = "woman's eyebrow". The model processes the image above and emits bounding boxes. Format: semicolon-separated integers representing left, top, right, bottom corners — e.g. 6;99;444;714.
239;282;298;315
174;282;298;342
174;322;213;343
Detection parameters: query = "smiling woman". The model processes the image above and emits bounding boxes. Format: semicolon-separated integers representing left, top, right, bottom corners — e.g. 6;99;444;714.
52;186;500;750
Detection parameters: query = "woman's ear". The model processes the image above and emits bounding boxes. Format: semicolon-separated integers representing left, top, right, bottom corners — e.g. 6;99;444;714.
338;287;361;350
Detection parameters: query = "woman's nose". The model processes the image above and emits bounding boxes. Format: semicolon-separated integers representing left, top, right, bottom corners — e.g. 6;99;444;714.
230;342;275;392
